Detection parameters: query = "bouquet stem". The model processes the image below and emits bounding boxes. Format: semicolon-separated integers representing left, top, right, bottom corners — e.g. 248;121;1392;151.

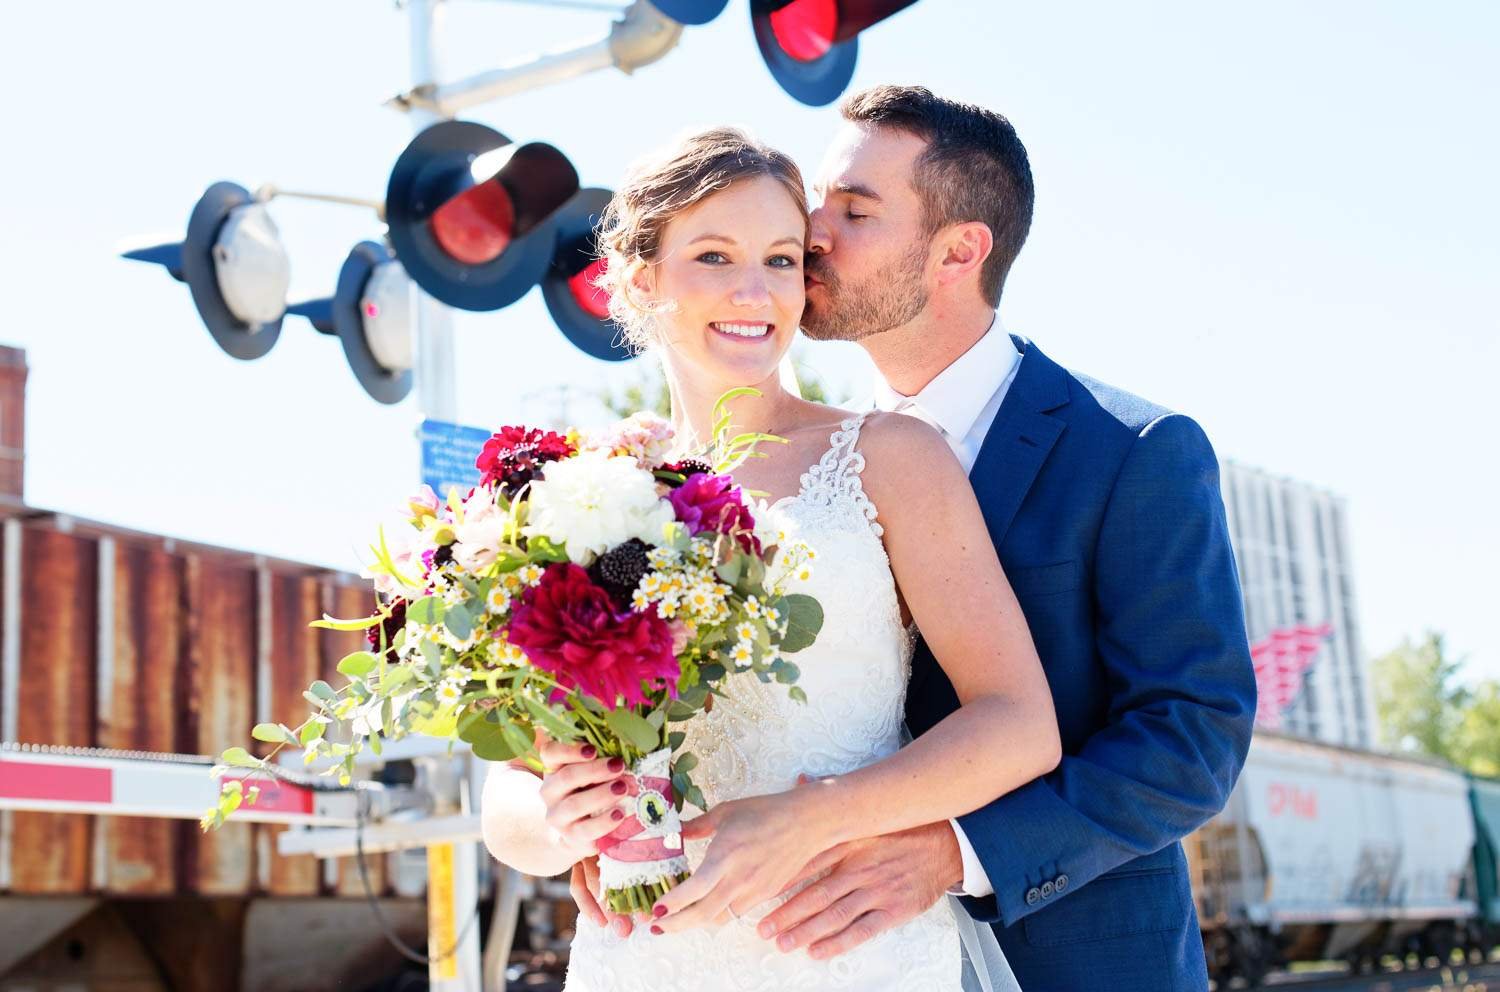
604;872;692;915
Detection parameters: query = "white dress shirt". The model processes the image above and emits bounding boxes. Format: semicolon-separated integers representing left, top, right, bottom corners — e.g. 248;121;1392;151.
872;315;1023;900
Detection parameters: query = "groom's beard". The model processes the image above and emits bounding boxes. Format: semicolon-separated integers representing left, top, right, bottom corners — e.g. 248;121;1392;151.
801;241;929;343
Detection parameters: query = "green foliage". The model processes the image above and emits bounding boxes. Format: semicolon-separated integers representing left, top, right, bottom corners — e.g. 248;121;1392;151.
1375;631;1466;761
1374;631;1500;775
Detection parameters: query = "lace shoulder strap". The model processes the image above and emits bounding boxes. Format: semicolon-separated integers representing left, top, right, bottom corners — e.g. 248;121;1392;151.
796;411;884;537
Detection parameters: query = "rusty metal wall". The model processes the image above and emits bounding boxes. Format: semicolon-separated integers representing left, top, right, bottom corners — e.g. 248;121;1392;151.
0;508;394;898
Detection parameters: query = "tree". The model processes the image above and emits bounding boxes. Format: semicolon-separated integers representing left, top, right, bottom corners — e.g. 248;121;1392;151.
1374;631;1467;762
1452;681;1500;777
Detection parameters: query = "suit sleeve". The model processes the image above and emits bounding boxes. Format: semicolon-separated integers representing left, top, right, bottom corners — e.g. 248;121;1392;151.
954;413;1257;926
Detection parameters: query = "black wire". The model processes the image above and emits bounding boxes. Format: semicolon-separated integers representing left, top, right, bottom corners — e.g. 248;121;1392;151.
354;788;486;968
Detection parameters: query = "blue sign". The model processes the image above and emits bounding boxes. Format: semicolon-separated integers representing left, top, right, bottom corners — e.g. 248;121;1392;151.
420;419;492;500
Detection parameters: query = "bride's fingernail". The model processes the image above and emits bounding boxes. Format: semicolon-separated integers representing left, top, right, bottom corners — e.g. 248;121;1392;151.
610;779;628;795
607;757;626;773
610;808;625;821
581;744;597;759
650;925;663;936
652;904;669;919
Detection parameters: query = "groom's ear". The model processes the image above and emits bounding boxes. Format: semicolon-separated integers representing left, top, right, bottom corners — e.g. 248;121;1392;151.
932;221;994;291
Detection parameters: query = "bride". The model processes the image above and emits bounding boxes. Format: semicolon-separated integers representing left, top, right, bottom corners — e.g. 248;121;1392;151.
480;128;1059;992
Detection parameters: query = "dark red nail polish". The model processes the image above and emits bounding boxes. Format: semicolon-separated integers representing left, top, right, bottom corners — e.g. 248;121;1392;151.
607;757;625;773
581;744;597;759
610;779;628;795
652;904;668;918
650;925;663;935
611;808;625;821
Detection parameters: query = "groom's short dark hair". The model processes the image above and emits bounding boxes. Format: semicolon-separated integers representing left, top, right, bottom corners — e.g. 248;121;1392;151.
840;85;1034;307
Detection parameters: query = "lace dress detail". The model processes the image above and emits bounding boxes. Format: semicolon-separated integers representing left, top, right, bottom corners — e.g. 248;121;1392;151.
564;413;962;992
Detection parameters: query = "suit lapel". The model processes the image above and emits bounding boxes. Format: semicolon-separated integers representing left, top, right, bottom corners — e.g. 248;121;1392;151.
967;336;1071;546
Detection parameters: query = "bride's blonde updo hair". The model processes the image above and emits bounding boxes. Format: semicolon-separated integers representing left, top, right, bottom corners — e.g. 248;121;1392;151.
595;127;809;352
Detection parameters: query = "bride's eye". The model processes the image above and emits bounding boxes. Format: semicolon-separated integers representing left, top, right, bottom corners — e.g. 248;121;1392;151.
696;251;728;264
767;254;799;268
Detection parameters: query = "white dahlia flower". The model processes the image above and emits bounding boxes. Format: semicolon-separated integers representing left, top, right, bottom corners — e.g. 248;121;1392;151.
524;449;674;565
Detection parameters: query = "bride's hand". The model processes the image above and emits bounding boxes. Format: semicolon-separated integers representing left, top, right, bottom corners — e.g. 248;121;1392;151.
536;738;634;861
650;777;834;935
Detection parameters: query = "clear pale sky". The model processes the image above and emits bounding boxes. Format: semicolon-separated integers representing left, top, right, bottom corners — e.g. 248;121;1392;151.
2;2;1495;677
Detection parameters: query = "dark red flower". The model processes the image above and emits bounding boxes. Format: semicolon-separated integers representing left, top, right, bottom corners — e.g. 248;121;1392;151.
668;473;760;554
477;426;575;493
365;598;407;664
507;563;680;708
655;458;714;488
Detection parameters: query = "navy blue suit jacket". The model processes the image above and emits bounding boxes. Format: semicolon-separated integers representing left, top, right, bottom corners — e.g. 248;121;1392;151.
904;336;1256;992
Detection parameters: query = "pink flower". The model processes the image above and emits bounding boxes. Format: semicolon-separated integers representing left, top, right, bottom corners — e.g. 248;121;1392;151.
668;473;760;554
507;564;680;707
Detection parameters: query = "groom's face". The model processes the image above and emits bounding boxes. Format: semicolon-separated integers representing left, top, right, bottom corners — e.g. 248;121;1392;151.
802;124;933;342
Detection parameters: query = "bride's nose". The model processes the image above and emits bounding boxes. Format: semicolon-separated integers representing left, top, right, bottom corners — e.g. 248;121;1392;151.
729;270;773;309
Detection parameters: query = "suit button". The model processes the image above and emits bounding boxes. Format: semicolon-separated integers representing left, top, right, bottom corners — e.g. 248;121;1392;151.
1056;874;1069;893
1026;887;1042;905
1040;880;1055;898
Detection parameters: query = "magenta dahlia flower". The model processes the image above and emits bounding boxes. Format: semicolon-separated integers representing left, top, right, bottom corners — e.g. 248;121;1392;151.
668;473;760;554
506;564;680;707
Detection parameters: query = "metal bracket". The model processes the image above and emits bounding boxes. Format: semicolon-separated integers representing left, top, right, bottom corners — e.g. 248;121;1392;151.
387;0;683;117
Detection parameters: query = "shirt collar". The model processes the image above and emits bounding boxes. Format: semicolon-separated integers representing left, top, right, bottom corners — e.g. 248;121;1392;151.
872;315;1020;439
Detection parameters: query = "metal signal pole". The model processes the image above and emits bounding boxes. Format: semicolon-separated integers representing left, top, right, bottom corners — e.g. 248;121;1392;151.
406;7;482;989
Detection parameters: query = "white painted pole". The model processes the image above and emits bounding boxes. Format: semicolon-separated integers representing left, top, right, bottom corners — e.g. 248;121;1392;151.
409;0;460;429
407;5;481;991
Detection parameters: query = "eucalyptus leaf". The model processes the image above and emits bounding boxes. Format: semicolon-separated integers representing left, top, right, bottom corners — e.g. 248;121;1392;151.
250;723;284;744
309;680;337;702
407;596;444;626
668;731;686;751
444;603;473;641
337;651;378;679
605;709;660;753
777;594;824;654
220;747;258;768
673;752;698;774
501;720;536;758
521;695;581;743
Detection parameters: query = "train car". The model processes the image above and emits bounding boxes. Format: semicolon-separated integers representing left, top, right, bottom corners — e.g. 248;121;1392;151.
1189;731;1478;984
1468;775;1500;942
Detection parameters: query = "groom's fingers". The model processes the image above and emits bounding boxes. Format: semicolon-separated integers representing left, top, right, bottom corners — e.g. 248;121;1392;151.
569;861;608;929
806;907;893;960
773;843;850;899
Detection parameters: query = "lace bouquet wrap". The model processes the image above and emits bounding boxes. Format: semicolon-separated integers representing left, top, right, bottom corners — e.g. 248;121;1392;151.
203;394;823;915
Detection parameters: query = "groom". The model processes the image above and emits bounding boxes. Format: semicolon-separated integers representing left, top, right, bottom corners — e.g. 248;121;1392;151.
762;85;1258;990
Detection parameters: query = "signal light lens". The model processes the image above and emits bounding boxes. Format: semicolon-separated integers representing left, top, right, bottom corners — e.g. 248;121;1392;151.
567;257;611;320
769;0;838;62
429;180;516;265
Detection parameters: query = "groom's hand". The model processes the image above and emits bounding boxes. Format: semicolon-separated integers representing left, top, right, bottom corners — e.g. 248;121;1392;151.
756;819;964;959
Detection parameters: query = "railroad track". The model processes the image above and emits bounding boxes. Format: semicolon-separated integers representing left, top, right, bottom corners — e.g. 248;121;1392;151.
1248;961;1500;990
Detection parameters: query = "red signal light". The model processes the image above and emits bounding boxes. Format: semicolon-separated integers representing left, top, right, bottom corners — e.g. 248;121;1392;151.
769;0;838;62
567;257;611;320
428;180;516;265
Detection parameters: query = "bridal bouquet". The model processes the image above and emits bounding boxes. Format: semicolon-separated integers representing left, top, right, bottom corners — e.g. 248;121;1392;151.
203;390;822;915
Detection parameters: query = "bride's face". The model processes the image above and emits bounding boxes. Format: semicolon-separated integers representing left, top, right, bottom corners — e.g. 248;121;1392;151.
642;175;806;390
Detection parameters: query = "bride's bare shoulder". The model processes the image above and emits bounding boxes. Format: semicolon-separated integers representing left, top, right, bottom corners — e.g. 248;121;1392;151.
856;410;968;509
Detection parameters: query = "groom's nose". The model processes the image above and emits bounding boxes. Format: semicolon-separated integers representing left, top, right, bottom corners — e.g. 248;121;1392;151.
807;206;832;256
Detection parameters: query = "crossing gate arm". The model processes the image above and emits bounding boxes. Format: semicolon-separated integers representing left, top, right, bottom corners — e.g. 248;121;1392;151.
0;741;366;826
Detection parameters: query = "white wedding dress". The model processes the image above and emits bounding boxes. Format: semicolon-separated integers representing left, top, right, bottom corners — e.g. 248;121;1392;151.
564;414;1020;992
